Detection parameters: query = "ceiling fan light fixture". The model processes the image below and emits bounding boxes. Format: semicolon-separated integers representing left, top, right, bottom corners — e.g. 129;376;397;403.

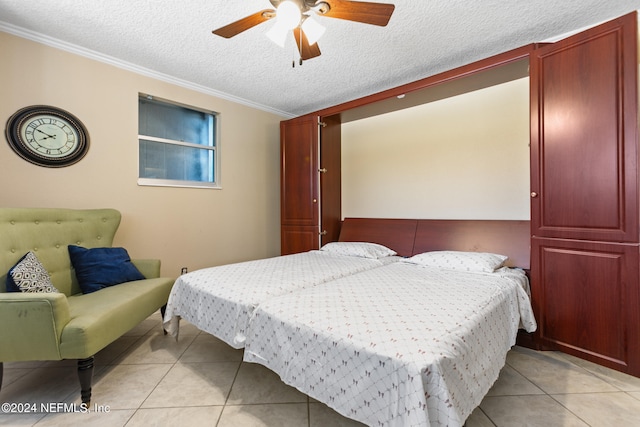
266;22;289;47
275;1;302;30
212;0;396;63
301;15;325;45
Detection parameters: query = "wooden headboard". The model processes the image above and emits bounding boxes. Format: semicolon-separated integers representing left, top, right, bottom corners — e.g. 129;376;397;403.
338;218;530;268
338;218;417;257
413;220;530;268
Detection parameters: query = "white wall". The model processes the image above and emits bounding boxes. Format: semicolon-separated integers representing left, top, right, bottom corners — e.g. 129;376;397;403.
341;77;530;220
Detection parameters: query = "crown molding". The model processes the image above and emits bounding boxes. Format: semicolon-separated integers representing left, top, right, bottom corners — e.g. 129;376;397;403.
0;21;295;119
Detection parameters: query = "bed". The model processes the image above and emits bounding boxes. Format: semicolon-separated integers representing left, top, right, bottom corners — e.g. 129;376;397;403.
242;218;536;427
162;218;417;347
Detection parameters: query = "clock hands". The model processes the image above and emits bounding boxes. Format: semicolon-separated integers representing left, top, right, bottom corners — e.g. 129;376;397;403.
36;128;57;140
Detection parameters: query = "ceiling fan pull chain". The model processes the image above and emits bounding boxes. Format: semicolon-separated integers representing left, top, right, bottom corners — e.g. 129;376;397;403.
292;42;296;67
298;25;303;66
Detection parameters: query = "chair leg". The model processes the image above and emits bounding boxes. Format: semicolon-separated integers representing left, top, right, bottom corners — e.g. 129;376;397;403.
0;362;3;392
160;304;167;335
77;356;94;405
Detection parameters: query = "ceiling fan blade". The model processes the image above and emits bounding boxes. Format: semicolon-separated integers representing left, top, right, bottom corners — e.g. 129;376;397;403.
293;27;321;60
212;9;275;38
323;0;395;26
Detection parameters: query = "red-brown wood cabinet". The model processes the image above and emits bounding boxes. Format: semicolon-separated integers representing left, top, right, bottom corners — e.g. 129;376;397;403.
280;115;341;254
280;11;640;376
530;12;640;376
280;45;532;254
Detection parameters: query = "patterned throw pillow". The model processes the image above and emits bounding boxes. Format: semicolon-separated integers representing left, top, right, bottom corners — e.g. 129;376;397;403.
6;251;59;293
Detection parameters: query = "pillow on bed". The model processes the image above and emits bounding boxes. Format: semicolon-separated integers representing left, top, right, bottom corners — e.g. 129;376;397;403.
320;242;397;259
404;251;508;272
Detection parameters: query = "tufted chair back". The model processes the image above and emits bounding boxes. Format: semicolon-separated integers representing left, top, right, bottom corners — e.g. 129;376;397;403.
0;208;121;296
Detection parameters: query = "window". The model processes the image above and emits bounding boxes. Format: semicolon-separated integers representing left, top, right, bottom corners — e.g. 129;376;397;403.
138;95;219;188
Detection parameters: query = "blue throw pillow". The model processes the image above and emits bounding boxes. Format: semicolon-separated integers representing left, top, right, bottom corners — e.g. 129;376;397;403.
68;245;146;294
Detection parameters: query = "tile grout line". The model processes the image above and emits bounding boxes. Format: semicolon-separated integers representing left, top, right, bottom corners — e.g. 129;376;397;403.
123;321;177;426
504;348;636;427
215;331;241;427
475;406;498;427
546;393;592;427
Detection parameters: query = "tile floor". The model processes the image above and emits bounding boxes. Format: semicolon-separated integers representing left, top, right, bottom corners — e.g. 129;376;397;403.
1;311;640;426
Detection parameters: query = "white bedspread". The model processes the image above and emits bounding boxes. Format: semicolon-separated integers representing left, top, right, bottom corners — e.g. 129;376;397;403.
163;251;398;348
243;262;537;427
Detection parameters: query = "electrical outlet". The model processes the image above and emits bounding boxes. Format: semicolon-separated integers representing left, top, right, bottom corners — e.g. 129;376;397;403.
181;267;188;275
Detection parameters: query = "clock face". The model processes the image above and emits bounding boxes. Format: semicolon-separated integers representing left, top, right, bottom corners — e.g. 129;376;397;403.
5;106;89;167
20;114;80;158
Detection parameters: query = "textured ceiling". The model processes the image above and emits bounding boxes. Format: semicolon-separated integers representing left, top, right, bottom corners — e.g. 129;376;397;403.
1;1;639;117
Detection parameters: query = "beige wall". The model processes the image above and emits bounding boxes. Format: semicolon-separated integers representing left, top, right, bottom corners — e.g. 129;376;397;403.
0;32;284;277
341;77;530;220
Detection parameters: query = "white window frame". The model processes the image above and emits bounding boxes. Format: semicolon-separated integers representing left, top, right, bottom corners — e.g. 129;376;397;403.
137;94;221;189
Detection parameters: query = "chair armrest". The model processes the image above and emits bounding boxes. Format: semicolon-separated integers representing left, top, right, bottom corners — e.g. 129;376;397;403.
0;292;70;362
131;259;161;279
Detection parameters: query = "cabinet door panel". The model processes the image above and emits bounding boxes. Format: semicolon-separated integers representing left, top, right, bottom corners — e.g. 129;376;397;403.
530;13;638;242
531;238;640;375
320;115;342;246
281;115;319;227
281;225;319;255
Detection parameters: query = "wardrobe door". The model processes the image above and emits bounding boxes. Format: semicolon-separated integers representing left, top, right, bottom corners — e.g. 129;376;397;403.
532;237;640;374
529;12;640;377
319;115;342;246
281;115;320;254
530;12;638;243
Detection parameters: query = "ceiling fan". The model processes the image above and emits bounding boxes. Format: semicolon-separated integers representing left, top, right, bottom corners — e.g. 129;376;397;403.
212;0;395;63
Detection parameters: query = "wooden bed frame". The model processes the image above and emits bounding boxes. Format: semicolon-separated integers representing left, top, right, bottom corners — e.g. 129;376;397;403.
338;217;531;269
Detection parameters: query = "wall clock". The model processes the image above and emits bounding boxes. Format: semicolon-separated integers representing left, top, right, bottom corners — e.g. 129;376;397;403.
5;105;89;168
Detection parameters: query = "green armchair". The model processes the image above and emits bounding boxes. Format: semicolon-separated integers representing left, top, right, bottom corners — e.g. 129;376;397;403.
0;208;174;405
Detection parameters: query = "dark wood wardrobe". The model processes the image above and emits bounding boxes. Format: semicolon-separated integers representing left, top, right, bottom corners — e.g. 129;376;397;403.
280;115;341;255
530;12;640;376
280;12;640;377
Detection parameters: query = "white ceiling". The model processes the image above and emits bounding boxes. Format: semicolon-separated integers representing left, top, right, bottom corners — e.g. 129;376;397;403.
1;1;639;117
